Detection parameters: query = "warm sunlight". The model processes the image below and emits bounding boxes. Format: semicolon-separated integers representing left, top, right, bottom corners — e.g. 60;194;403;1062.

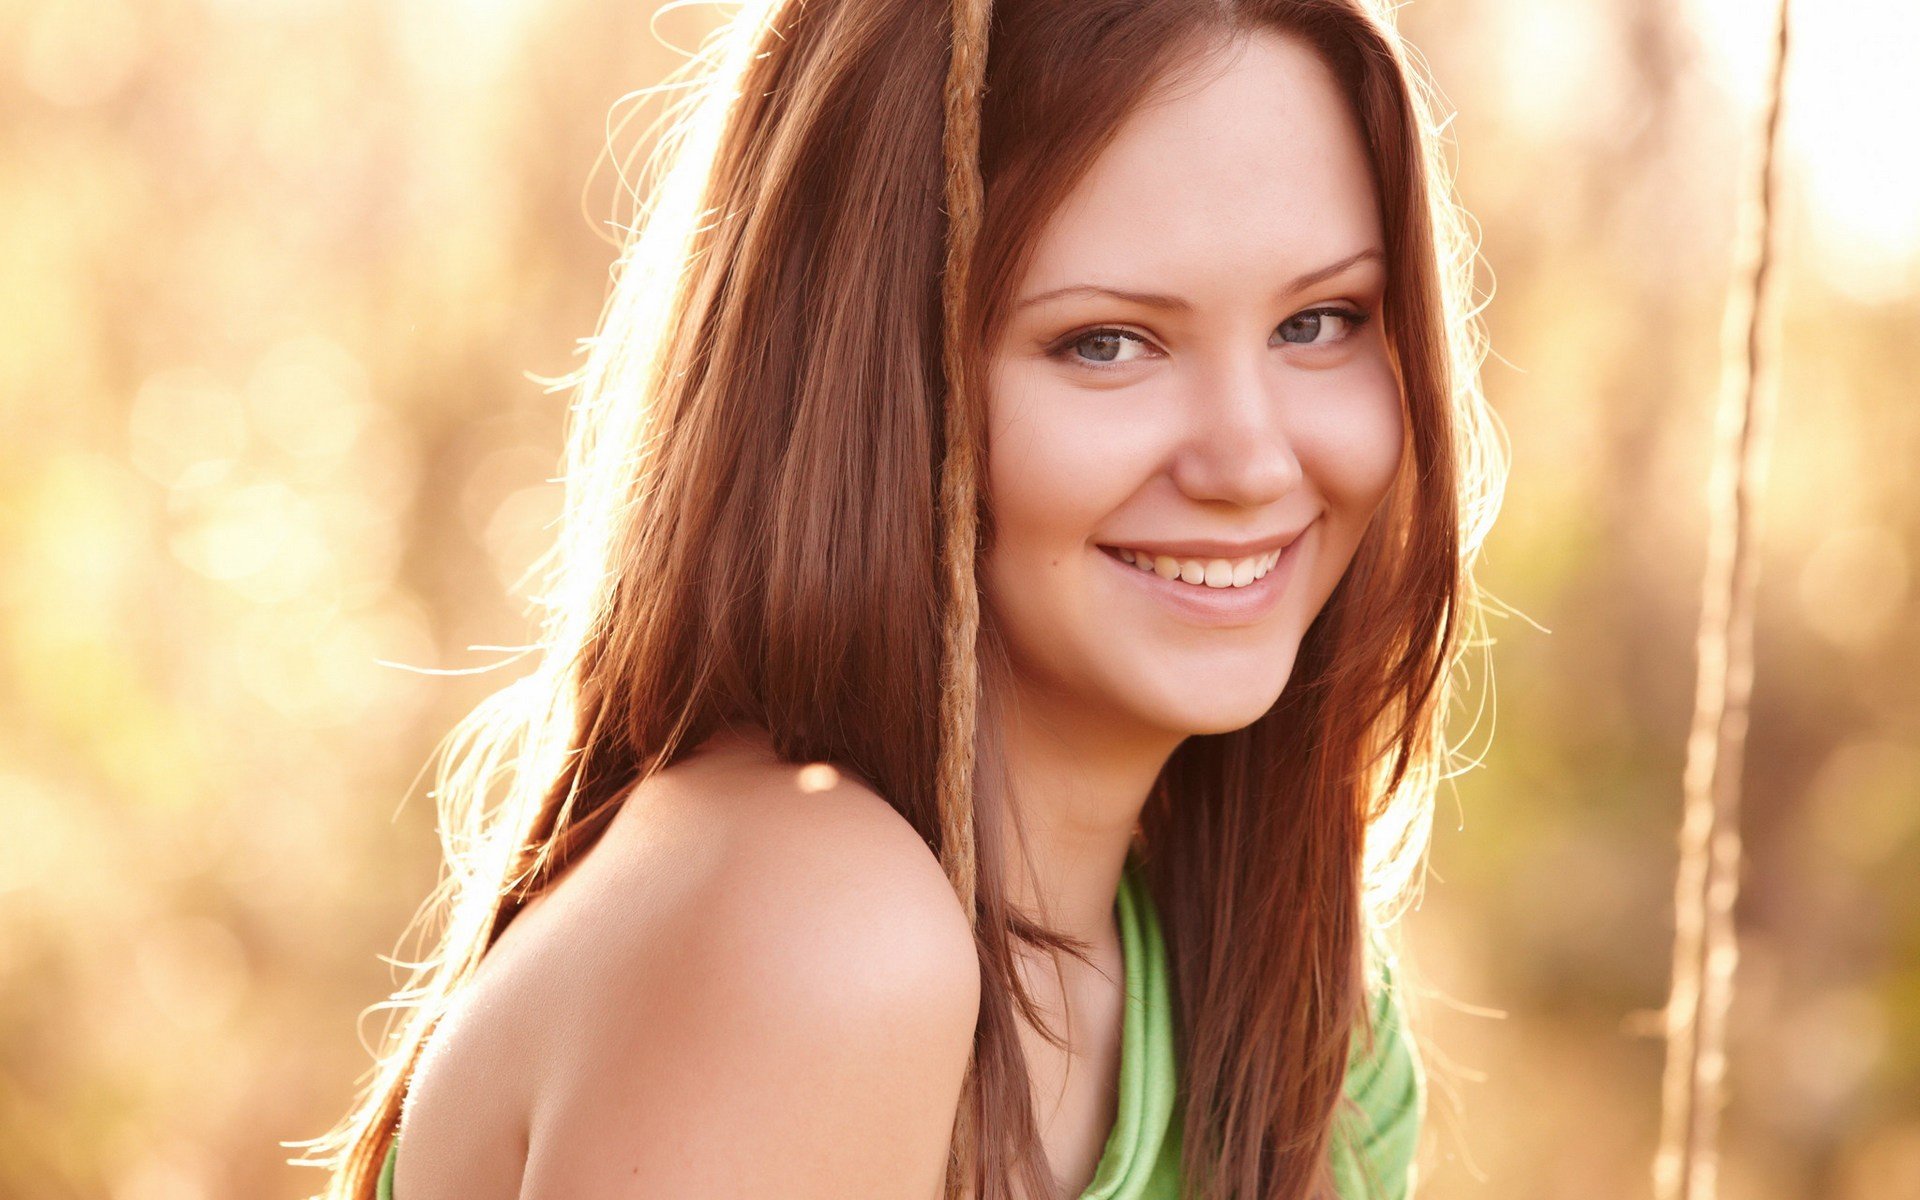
1690;0;1920;301
4;0;1913;1197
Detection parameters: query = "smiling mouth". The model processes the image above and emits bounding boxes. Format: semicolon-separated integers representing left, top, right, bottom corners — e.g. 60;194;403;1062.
1095;543;1285;589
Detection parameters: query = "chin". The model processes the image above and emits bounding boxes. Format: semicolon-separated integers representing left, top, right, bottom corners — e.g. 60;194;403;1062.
1119;655;1300;739
1166;698;1284;738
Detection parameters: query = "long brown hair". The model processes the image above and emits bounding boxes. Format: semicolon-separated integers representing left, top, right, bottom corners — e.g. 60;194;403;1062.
292;1;1504;1197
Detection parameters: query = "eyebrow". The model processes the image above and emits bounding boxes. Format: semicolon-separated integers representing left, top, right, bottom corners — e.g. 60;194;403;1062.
1014;247;1385;313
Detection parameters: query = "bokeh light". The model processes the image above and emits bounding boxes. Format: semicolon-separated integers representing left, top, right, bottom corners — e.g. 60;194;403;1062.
1;1;1914;1197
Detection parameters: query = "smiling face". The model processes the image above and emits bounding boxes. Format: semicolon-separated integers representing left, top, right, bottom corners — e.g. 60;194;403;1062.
981;28;1405;744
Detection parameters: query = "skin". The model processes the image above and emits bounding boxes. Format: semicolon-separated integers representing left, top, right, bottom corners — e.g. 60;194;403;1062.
392;25;1402;1200
394;733;979;1200
982;28;1403;1191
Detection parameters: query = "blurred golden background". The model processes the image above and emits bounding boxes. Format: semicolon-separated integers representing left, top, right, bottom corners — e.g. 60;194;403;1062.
2;0;1915;1197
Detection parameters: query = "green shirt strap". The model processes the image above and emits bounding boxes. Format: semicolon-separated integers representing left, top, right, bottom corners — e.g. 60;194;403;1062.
1331;947;1424;1200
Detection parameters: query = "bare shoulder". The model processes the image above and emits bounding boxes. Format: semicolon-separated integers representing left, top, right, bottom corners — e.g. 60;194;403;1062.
520;732;981;1199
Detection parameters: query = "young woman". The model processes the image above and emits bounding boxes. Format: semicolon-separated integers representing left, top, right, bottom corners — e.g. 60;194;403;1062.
300;0;1503;1197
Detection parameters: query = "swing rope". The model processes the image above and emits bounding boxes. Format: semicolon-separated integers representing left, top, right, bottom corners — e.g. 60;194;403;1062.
1653;2;1793;1198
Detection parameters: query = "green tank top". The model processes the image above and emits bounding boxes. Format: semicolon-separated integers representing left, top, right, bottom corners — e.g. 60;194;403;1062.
377;853;1421;1199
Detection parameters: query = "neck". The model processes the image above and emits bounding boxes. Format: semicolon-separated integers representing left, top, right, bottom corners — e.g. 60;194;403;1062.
992;680;1182;956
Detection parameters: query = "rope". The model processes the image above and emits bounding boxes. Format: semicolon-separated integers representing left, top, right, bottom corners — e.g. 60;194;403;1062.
937;3;995;1194
1653;2;1792;1197
936;0;993;934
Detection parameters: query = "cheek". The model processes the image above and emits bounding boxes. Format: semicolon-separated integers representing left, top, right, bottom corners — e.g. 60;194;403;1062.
1295;356;1404;515
982;369;1133;554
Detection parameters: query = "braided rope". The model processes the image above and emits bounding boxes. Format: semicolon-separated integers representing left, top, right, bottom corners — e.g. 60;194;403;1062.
1654;2;1792;1197
937;0;991;938
937;1;995;1194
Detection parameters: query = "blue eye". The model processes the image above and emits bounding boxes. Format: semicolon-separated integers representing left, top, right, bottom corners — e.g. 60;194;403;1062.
1275;307;1371;346
1063;329;1152;366
1049;306;1373;371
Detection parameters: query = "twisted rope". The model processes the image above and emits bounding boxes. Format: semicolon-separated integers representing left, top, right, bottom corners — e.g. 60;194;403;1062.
1654;2;1792;1197
937;0;991;939
937;1;995;1194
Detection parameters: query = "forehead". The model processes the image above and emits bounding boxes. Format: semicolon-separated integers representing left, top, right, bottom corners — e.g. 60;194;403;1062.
1019;29;1383;296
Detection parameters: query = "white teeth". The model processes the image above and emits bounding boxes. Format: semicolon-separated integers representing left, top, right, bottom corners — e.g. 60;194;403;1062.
1111;545;1281;589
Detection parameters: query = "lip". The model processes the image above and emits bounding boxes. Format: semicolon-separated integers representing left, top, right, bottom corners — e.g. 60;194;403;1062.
1094;518;1313;628
1097;525;1310;561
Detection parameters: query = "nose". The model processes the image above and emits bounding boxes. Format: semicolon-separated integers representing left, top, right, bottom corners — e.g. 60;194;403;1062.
1166;356;1305;507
